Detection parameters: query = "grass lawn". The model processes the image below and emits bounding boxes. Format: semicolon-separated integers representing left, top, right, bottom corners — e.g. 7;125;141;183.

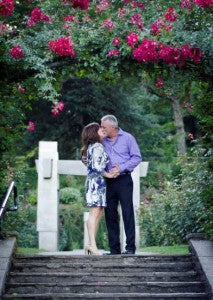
139;245;189;255
17;245;189;255
17;247;47;255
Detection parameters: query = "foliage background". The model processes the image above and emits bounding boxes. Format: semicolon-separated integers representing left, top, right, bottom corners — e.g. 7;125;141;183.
0;0;212;248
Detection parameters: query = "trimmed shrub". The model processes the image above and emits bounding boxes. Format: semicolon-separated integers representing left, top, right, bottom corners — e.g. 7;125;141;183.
60;187;83;204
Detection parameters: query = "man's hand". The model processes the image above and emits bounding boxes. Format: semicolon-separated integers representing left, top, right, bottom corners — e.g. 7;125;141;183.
109;165;121;178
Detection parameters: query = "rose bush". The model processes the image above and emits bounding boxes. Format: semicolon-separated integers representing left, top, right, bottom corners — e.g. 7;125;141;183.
1;0;212;103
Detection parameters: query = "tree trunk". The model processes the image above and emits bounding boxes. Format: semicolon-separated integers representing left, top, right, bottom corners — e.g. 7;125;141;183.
171;96;186;156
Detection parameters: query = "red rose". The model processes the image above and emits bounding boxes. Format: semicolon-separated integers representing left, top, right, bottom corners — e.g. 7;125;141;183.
194;0;213;8
164;8;178;22
133;39;158;62
28;7;51;26
0;0;14;16
72;0;89;10
49;37;76;58
10;45;24;59
126;32;138;48
113;37;121;46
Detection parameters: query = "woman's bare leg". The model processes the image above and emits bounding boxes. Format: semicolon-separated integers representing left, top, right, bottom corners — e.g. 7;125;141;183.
95;209;103;236
87;207;103;249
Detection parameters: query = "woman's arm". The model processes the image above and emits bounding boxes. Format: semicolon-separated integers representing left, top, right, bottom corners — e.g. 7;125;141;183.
91;144;108;173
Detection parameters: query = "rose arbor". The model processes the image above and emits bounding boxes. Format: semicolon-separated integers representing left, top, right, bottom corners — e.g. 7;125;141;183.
36;141;149;252
2;0;210;108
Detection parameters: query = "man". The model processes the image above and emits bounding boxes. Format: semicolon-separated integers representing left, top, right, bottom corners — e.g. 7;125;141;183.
101;115;142;255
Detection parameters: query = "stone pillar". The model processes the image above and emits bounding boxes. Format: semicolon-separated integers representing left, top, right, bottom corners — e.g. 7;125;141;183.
132;164;141;251
120;165;141;252
37;142;59;251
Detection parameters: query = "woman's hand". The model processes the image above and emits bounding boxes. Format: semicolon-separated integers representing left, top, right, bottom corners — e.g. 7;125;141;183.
104;172;115;178
104;168;120;178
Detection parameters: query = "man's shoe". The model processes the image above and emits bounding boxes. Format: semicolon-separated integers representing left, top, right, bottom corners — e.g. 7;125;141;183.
121;250;135;255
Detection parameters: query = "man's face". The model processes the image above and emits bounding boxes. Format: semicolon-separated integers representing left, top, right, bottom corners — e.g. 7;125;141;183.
101;120;115;137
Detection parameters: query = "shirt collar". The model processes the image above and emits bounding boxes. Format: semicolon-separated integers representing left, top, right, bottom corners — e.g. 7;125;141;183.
118;128;123;136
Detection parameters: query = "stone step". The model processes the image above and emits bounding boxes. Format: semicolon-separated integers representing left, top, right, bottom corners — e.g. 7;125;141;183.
3;292;210;299
5;281;206;294
8;271;200;284
14;254;192;264
4;253;208;299
11;262;194;273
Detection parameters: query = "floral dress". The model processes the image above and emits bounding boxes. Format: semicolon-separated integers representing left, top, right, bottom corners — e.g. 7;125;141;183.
85;142;108;207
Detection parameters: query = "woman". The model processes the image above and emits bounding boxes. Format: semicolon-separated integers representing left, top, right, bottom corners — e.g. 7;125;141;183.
81;122;114;255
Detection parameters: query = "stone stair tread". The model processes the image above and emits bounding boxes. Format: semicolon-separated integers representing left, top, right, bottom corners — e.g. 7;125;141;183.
13;256;192;264
3;292;210;299
13;261;193;265
8;271;199;284
9;270;198;276
6;281;204;287
13;259;192;265
14;255;192;262
16;254;192;258
5;280;205;294
12;262;194;269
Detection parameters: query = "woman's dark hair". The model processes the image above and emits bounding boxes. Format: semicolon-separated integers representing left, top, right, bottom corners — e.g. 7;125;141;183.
81;122;101;156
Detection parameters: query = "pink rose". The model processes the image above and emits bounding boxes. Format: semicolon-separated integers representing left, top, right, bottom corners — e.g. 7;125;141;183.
188;133;194;140
155;77;164;88
126;32;138;48
27;121;35;131
113;37;120;46
107;49;120;57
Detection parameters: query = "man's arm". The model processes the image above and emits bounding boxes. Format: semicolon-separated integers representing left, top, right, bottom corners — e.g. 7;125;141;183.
119;135;142;173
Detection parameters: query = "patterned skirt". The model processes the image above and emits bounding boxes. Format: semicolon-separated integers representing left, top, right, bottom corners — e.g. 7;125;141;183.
85;174;107;207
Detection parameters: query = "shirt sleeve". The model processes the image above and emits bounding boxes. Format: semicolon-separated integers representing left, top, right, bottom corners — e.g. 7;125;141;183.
91;144;108;173
119;135;142;173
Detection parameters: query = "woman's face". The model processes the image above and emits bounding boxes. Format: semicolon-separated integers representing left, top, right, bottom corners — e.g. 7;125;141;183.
98;127;106;140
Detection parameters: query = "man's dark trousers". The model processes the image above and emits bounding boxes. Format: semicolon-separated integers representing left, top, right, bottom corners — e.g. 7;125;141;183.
105;173;135;254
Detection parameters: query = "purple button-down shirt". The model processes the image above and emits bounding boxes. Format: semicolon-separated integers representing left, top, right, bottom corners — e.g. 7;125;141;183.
103;128;142;173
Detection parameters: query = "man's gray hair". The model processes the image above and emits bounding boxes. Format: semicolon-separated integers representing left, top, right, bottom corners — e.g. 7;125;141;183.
101;115;118;127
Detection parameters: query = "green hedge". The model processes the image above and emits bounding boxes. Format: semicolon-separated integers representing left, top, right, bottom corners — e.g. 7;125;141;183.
139;147;213;246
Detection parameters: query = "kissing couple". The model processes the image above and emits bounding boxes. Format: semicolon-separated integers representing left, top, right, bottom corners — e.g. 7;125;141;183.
81;115;142;255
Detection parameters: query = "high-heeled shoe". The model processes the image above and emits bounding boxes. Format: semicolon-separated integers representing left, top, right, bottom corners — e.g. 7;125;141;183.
85;245;101;255
85;245;91;255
